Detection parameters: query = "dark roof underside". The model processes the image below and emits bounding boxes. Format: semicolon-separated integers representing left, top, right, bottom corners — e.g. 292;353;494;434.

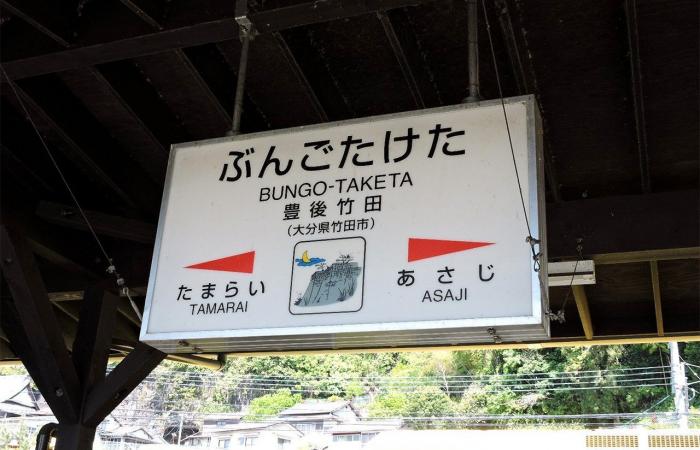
0;0;698;359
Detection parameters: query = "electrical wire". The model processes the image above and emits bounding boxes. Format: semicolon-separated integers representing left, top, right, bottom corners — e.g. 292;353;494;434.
0;66;112;264
0;65;137;306
680;355;700;381
137;369;672;383
557;246;584;317
132;373;672;389
479;0;533;242
478;0;552;329
141;364;671;380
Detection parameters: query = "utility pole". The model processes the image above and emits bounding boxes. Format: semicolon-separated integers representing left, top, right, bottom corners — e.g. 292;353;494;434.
177;414;184;445
668;342;690;429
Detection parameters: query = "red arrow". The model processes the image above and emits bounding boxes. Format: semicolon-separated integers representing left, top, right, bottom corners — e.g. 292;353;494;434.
186;251;255;273
408;238;493;262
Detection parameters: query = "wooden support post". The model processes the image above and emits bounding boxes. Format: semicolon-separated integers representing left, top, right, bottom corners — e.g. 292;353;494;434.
0;226;81;422
83;343;165;426
572;285;594;340
54;425;96;450
0;226;166;450
650;260;664;336
72;285;119;391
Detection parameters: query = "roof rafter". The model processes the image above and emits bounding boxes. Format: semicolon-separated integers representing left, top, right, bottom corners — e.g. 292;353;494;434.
2;0;435;81
120;0;232;138
377;11;425;109
624;0;651;194
272;31;328;123
0;0;72;47
2;0;166;197
58;68;168;183
649;260;664;336
1;83;138;209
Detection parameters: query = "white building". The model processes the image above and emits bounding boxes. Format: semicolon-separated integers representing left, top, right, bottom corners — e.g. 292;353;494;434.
277;400;360;434
183;422;302;449
328;420;403;449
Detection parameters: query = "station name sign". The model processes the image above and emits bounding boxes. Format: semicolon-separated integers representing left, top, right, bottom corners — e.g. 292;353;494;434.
140;95;548;353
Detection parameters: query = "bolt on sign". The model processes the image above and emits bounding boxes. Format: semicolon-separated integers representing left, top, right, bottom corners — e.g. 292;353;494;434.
140;95;549;353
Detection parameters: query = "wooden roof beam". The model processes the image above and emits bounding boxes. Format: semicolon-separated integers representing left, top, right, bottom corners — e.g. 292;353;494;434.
649;260;664;336
36;201;156;244
120;0;232;138
2;0;436;81
57;68;168;184
272;32;328;123
1;2;163;206
48;296;139;343
1;83;138;209
624;0;651;194
0;0;72;47
118;0;164;31
547;190;699;259
0;143;57;194
251;0;432;33
493;0;561;202
38;190;699;262
377;11;425;109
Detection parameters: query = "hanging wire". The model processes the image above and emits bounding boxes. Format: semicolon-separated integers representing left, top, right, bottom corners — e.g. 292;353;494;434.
625;394;671;424
478;0;552;294
680;355;700;382
1;67;111;263
547;240;584;323
479;0;560;324
479;0;537;257
0;66;138;312
660;348;671;395
124;287;143;321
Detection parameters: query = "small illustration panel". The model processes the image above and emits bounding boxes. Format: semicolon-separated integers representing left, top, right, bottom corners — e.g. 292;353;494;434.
289;237;365;315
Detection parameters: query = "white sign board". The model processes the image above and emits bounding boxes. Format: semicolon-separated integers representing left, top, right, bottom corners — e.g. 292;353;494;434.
141;96;548;353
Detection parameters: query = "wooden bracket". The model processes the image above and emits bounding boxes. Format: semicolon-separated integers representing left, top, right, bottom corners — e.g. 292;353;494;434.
650;261;664;336
0;226;82;422
0;225;166;449
572;285;595;340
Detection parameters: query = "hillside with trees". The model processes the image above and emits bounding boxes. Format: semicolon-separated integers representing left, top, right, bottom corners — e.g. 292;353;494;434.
2;343;698;435
85;342;700;432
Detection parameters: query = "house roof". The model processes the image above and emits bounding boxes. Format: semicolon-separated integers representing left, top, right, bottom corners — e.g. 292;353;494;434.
0;375;52;417
185;421;302;439
101;425;162;443
0;376;32;405
330;420;403;434
278;400;352;416
201;413;243;422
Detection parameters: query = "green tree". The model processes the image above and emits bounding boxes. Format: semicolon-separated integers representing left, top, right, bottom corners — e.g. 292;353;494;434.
0;423;34;450
368;392;409;418
369;386;456;429
244;389;301;420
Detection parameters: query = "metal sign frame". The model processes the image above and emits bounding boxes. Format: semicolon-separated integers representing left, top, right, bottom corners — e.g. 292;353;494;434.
140;95;548;353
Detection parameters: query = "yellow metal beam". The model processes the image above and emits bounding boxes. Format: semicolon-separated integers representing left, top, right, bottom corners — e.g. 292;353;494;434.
2;335;700;365
221;334;700;357
650;260;664;336
592;247;700;265
572;285;594;340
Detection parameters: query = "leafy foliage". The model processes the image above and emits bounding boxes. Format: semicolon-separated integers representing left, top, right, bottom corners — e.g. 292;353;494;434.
96;343;700;431
244;389;301;420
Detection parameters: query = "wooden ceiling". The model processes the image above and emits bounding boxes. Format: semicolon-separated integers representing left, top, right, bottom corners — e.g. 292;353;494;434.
0;0;698;359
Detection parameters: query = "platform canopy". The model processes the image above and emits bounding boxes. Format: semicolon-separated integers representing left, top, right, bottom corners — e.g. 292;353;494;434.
1;0;698;362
